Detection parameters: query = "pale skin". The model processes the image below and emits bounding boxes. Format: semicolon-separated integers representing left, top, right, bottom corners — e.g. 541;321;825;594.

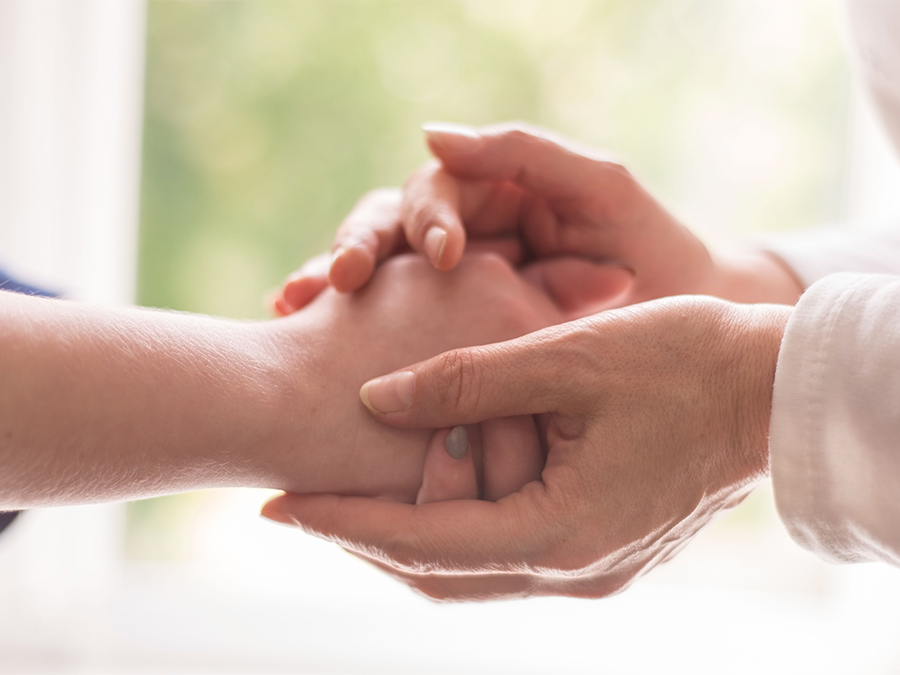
265;297;792;600
273;122;803;317
263;122;807;601
0;253;559;510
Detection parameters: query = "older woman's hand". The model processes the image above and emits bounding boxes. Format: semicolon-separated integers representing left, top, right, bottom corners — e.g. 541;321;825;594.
263;296;791;600
274;123;802;319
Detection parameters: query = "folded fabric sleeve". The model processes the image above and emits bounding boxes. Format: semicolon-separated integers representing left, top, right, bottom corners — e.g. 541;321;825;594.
770;273;900;566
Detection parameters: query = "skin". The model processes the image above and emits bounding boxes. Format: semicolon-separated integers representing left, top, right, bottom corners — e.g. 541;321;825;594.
274;122;804;316
0;253;559;510
264;122;805;600
264;297;792;601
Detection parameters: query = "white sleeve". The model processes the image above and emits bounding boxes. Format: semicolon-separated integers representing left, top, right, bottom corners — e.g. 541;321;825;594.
762;227;900;288
769;272;900;566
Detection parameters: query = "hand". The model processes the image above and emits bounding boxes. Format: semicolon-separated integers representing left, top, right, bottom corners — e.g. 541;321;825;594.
274;122;802;317
262;297;792;600
261;252;560;503
0;253;551;509
413;417;546;506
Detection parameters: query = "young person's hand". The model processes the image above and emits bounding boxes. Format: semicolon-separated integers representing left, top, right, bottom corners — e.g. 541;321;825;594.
0;254;555;509
273;123;802;318
258;252;561;504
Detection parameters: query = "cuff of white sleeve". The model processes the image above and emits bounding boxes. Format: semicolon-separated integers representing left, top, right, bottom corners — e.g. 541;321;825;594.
769;273;900;565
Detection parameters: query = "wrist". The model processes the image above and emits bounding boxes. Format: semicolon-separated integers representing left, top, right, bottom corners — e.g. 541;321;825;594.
244;316;322;489
167;318;305;492
729;303;793;483
252;310;426;501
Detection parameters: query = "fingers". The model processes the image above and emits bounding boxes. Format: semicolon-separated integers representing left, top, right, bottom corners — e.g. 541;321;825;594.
422;121;624;202
278;188;404;311
261;489;544;574
328;246;376;295
262;492;607;600
400;163;467;271
520;258;633;320
417;417;544;506
401;161;528;266
480;415;544;502
277;253;331;314
416;426;480;504
357;328;573;428
329;188;405;293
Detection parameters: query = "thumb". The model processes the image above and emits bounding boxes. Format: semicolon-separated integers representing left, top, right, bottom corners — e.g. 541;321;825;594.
358;328;572;428
422;121;621;201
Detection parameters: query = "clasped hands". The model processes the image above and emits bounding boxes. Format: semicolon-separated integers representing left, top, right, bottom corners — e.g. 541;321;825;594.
263;123;801;601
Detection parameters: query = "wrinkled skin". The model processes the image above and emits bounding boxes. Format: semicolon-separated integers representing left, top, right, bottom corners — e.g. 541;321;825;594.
264;297;791;601
264;122;801;601
274;122;801;318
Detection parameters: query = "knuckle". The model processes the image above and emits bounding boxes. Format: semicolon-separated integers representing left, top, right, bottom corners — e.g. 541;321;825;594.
409;201;452;234
492;121;543;143
338;227;379;254
603;160;631;178
433;349;483;416
339;189;401;243
598;160;637;192
402;160;440;192
505;127;551;160
503;126;536;145
351;187;398;216
400;177;457;241
554;322;603;372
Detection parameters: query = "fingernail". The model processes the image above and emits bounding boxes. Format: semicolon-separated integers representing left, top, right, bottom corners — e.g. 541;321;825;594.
423;226;447;266
360;371;415;413
422;122;485;154
445;425;468;460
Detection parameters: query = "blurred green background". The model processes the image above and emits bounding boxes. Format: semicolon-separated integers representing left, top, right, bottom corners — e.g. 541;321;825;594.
131;0;850;559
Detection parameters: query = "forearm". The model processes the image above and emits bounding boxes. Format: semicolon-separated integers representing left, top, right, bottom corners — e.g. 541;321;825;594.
0;292;292;508
0;254;564;510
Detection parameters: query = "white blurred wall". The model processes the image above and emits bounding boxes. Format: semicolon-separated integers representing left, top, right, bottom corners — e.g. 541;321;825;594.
0;0;145;304
841;0;900;224
844;91;900;224
0;1;145;670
